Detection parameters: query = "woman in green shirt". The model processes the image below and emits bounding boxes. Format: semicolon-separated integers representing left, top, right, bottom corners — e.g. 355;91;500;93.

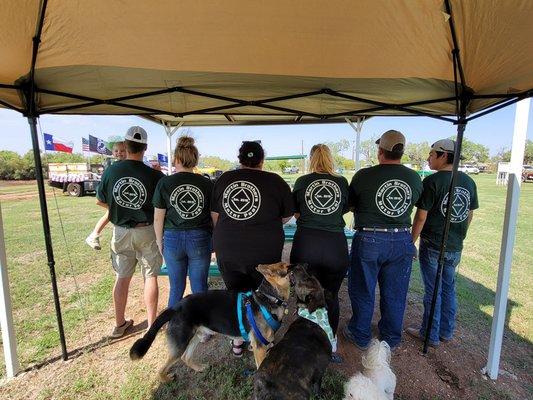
290;144;350;362
153;136;214;308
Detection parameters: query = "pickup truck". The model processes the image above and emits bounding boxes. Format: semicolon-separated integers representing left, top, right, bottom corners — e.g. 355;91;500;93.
458;164;479;174
522;165;533;182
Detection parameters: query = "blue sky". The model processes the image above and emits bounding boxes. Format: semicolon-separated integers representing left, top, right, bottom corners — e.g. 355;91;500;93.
1;101;532;161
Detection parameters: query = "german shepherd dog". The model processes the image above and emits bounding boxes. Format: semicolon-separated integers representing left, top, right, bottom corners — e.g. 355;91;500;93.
130;262;295;382
253;266;332;400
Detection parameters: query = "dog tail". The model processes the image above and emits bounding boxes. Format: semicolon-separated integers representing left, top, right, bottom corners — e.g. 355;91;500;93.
129;308;175;360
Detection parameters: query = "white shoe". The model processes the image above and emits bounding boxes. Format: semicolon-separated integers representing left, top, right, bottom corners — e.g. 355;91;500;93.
85;234;101;250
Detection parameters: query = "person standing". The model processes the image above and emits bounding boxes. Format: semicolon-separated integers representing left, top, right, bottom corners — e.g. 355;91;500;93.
153;136;214;308
211;141;293;356
406;139;478;347
86;141;126;250
343;130;422;350
290;144;349;361
96;126;164;338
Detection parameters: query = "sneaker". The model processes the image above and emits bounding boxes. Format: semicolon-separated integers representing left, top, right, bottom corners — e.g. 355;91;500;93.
439;336;452;343
110;319;133;339
342;326;369;351
85;234;101;250
405;327;439;348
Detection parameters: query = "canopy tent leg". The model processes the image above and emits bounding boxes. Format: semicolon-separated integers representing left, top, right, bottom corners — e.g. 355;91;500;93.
27;116;68;361
345;117;366;171
0;203;20;377
483;98;530;380
162;121;183;175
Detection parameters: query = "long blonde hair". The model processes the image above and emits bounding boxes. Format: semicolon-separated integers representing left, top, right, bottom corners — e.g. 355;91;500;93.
174;136;199;168
309;144;335;174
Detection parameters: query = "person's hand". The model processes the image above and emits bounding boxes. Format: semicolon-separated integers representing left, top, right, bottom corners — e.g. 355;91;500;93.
413;245;419;261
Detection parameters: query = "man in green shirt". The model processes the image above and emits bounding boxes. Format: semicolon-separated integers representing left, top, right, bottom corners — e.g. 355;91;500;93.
407;139;478;347
96;126;164;338
343;130;422;350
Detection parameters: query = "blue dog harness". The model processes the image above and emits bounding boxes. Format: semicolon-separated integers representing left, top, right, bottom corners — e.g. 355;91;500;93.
237;291;281;345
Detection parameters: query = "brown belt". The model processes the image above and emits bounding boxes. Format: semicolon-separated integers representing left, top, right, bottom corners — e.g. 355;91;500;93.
134;222;152;228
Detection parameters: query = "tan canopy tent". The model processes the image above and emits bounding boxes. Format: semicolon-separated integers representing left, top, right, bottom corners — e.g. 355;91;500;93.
1;0;532;124
0;0;532;381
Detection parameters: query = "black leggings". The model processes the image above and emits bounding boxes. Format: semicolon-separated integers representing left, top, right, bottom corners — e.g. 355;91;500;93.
217;260;264;292
290;226;349;334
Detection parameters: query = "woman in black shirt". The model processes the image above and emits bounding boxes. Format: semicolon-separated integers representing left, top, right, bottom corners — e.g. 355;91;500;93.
290;144;350;362
211;141;293;355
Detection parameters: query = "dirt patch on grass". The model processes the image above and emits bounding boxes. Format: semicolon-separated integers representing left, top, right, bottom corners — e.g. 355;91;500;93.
1;261;531;399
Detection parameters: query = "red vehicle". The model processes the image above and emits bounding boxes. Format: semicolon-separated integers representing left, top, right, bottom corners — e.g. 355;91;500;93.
522;165;533;183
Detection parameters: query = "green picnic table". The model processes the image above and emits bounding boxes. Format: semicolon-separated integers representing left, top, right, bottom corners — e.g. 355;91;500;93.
159;225;355;277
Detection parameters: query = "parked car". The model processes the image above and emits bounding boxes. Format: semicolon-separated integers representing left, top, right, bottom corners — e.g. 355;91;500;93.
283;166;299;174
522;165;533;182
458;164;479;174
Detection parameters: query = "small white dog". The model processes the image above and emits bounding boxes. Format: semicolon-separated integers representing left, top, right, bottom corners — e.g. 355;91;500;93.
344;339;396;400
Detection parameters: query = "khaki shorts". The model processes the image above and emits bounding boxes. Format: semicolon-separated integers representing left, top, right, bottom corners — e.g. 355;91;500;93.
110;225;162;278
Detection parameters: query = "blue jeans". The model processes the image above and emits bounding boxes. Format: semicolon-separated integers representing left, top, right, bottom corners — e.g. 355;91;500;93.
347;231;416;348
163;229;212;308
418;239;461;343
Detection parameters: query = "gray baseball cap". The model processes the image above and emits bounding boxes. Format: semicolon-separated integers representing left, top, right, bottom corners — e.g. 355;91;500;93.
431;139;455;153
375;130;405;151
125;126;148;144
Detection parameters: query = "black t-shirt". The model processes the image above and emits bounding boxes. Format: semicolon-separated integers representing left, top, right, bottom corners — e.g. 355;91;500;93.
96;159;164;228
152;172;214;231
293;173;349;232
348;164;423;228
212;169;293;264
417;170;479;252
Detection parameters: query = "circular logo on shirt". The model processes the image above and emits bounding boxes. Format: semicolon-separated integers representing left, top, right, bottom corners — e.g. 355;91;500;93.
375;179;412;217
222;180;261;220
170;184;204;220
304;179;341;215
441;186;470;223
112;177;147;210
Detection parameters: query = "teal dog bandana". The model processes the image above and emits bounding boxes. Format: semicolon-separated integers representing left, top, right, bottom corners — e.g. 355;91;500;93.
297;307;336;349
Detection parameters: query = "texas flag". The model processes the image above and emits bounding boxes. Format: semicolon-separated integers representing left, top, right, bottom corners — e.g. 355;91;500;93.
44;133;74;153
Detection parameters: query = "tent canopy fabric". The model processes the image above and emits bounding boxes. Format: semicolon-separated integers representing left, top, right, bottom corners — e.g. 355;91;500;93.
1;0;532;125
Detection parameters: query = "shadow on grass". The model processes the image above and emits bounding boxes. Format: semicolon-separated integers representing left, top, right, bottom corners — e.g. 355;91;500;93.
410;265;530;371
150;359;347;400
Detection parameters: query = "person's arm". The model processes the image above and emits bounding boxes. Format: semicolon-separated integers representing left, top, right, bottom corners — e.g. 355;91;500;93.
411;208;428;244
467;210;474;227
211;211;219;227
154;207;166;254
293;212;300;220
96;199;108;209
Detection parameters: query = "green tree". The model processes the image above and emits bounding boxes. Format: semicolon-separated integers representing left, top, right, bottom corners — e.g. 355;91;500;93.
525;139;533;164
450;137;489;163
403;142;431;167
325;139;351;169
360;137;378;166
199;156;233;171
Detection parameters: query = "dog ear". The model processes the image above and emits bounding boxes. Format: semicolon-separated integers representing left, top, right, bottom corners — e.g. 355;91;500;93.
305;291;325;313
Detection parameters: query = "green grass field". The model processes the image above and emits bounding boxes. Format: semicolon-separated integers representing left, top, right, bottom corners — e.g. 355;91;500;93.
0;174;531;398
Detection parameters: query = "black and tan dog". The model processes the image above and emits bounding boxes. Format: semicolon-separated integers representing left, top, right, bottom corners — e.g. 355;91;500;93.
253;266;332;400
130;262;293;382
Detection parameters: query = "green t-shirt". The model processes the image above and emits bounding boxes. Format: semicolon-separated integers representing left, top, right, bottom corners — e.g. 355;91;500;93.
349;164;423;228
293;173;349;232
96;160;164;228
416;170;479;252
152;172;214;231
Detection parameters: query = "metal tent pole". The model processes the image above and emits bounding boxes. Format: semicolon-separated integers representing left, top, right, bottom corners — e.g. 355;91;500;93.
0;203;20;377
483;98;530;379
27;116;68;361
423;95;469;354
163;121;183;175
345;117;365;171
